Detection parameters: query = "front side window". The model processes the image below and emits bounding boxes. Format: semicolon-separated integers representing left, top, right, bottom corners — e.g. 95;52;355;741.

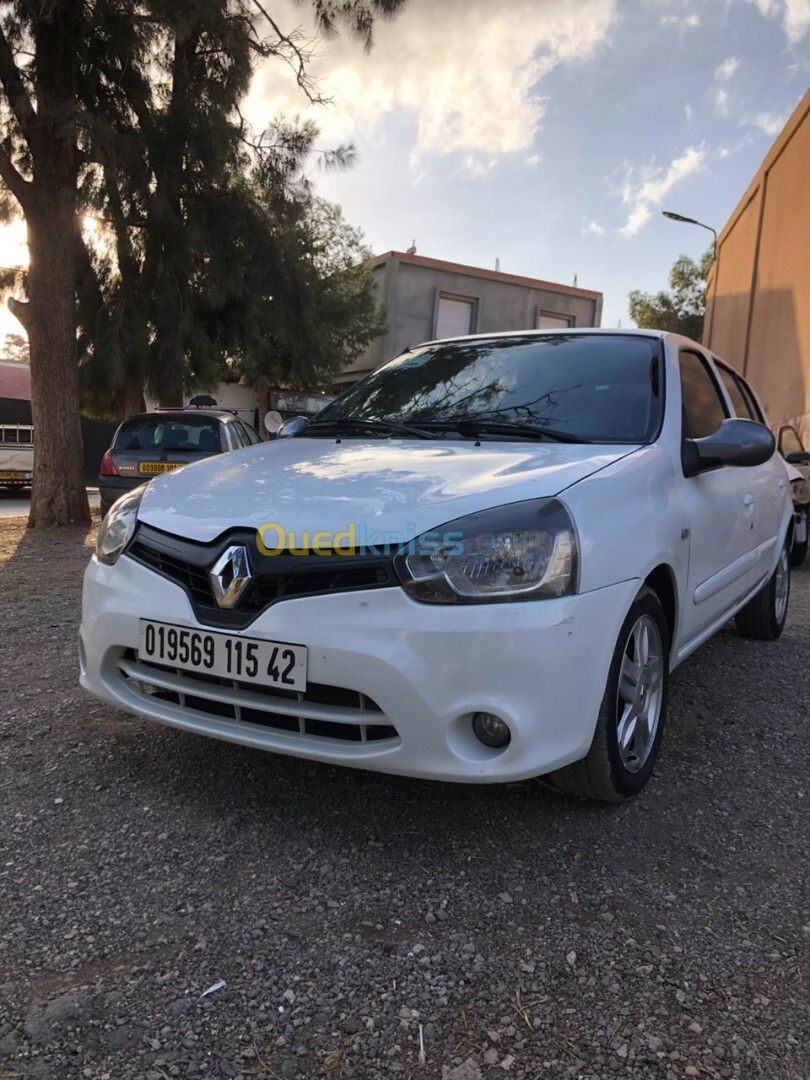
312;334;664;444
679;351;727;440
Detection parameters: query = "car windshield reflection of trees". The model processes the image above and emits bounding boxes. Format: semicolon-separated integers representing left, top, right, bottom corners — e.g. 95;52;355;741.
314;335;659;443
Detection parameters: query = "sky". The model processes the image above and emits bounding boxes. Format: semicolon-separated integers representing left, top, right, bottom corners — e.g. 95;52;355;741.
243;0;809;329
0;0;808;348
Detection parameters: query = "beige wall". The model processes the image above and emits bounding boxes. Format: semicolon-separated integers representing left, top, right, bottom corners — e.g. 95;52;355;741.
704;91;810;440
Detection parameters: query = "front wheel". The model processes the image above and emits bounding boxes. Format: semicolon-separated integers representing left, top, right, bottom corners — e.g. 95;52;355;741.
545;586;669;803
735;539;790;640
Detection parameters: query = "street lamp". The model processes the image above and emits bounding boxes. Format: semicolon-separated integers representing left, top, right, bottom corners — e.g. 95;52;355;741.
662;210;718;262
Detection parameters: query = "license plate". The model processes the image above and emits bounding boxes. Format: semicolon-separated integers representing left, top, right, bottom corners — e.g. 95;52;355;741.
0;470;28;479
138;620;307;691
139;461;184;475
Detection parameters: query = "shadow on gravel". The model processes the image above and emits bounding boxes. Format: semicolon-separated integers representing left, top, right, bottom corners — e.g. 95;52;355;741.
0;515;96;603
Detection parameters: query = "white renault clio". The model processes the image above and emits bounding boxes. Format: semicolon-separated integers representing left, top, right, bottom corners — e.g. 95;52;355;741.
80;331;793;801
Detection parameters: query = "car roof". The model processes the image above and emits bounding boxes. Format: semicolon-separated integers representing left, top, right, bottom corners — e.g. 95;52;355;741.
419;327;669;348
121;410;237;423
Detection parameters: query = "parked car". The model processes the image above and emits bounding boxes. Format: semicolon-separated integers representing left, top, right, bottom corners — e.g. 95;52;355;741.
98;408;262;517
776;424;810;567
80;330;793;802
0;422;33;488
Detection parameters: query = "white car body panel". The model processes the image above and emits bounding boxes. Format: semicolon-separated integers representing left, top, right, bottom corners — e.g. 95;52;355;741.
80;329;794;783
137;438;640;542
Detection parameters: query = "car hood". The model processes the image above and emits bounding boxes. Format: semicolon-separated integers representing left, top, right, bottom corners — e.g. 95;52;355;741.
137;438;639;543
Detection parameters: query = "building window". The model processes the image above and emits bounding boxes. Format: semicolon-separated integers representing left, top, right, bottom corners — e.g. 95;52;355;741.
536;310;574;329
435;294;477;339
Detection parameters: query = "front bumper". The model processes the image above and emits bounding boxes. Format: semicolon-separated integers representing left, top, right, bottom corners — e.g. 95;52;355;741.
79;553;640;783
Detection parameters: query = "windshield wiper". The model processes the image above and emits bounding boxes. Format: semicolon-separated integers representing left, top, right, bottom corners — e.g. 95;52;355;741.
412;419;591;443
305;417;438;440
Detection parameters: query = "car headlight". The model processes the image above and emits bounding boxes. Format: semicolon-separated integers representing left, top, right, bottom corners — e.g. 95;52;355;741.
394;498;578;604
96;487;144;565
791;477;810;506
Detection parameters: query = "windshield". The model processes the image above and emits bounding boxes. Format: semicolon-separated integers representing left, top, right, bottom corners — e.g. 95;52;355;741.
114;416;222;453
315;334;663;443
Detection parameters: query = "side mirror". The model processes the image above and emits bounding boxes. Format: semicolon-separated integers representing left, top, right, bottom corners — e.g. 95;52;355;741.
785;450;810;465
683;418;775;477
278;416;308;439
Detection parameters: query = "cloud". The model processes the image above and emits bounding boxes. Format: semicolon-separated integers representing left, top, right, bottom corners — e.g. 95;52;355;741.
618;146;706;236
660;12;702;28
747;110;787;135
685;103;694;120
712;57;739;116
244;0;617;171
583;220;605;236
715;56;741;80
526;153;542;167
718;131;756;157
746;0;810;43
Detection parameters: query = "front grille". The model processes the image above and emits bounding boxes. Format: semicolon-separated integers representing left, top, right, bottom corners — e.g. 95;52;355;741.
117;651;399;746
129;544;213;609
127;529;397;629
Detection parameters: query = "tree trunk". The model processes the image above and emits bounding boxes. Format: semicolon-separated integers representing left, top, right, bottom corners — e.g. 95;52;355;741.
24;194;90;526
118;379;146;420
20;1;89;527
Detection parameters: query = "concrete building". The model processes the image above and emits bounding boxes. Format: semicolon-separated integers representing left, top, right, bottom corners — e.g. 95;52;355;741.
703;90;810;438
338;251;603;386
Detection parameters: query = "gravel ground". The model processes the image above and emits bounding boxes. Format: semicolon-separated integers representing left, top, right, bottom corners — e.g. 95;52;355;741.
0;519;808;1080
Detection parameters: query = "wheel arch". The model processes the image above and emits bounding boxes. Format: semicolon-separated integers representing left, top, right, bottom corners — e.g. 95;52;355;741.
643;563;678;652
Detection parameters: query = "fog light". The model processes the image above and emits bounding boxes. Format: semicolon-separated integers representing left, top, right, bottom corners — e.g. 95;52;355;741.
472;712;511;749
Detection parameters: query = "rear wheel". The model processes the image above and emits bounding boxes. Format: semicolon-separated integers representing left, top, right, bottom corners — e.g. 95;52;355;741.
735;539;790;640
545;586;669;802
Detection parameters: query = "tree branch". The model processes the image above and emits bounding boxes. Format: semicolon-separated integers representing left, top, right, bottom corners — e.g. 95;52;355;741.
8;295;30;332
0;141;31;208
0;27;40;154
249;1;326;104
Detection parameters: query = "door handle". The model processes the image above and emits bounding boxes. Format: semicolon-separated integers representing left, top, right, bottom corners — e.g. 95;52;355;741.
743;494;755;507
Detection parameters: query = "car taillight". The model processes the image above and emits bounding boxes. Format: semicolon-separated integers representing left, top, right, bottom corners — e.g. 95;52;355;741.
100;450;119;477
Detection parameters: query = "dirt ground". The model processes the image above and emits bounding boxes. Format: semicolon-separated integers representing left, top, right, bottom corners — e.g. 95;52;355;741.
1;515;808;1080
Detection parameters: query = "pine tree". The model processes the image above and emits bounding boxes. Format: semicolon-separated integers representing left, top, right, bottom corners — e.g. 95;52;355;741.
0;0;409;526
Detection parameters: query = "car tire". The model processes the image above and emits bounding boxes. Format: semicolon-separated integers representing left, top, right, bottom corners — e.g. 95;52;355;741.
735;538;790;640
545;585;670;803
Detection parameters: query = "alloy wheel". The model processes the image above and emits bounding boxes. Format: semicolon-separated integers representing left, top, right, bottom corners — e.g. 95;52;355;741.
616;614;664;774
774;543;790;624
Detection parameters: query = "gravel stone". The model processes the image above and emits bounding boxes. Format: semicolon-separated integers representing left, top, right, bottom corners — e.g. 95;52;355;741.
0;519;808;1079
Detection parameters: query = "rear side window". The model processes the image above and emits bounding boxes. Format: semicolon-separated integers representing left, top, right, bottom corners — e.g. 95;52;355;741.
679;351;727;439
232;420;258;447
114;416;223;452
242;422;261;444
716;364;763;422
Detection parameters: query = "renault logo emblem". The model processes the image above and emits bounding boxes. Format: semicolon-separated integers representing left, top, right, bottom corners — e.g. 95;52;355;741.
209;545;252;609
